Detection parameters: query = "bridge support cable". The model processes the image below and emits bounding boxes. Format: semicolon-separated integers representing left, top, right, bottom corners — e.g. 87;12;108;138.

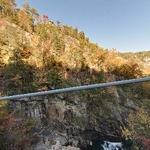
0;77;150;101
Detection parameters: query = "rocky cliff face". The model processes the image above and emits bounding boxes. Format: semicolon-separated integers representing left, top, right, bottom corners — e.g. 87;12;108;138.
9;83;147;149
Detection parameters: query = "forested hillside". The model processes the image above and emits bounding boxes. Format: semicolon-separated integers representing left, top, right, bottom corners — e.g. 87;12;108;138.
0;0;148;94
120;51;150;75
120;51;150;61
0;1;150;150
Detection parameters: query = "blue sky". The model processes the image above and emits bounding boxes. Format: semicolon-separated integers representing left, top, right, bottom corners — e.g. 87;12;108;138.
16;0;150;52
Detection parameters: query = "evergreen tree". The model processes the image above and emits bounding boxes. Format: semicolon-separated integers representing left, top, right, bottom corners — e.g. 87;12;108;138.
17;0;39;32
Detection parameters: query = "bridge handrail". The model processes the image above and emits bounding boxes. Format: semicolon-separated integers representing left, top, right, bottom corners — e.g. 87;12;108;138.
0;77;150;101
